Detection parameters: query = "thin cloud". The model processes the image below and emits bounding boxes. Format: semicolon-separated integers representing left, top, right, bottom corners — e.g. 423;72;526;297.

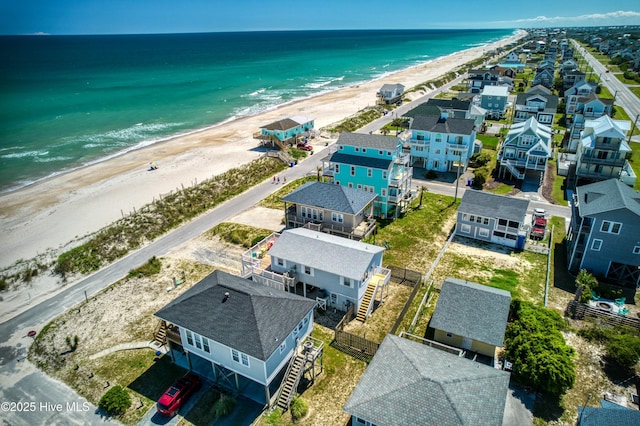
490;10;640;26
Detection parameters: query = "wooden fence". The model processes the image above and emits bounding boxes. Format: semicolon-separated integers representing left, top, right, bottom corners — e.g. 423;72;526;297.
566;300;640;331
387;265;422;287
333;305;380;361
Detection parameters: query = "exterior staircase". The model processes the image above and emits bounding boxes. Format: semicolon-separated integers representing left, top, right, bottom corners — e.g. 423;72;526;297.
276;353;304;411
356;282;376;322
502;159;525;180
153;321;167;346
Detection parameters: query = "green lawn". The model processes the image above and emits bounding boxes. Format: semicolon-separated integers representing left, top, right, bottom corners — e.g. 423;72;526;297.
476;134;500;150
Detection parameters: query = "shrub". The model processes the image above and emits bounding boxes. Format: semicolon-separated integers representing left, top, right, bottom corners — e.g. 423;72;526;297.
505;301;575;396
290;396;309;421
471;152;491;167
472;167;488;188
575;269;598;303
99;385;131;416
213;394;236;418
128;256;162;278
606;335;640;369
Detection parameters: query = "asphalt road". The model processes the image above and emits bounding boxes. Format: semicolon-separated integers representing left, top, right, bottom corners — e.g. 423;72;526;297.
572;39;640;136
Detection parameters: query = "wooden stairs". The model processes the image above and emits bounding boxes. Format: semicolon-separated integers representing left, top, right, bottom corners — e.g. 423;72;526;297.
356;282;376;322
276;353;304;411
153;321;167;346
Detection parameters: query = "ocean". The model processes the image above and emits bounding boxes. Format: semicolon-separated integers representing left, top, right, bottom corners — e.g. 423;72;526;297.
0;29;513;193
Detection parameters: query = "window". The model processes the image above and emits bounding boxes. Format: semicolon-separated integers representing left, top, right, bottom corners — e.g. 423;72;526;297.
591;239;602;251
194;334;202;350
470;215;475;222
335;164;340;174
479;228;490;238
332;212;344;223
476;216;482;223
446;332;453;338
357;184;362;189
379;150;383;155
304;265;313;276
355;147;360;152
381;188;387;197
350;166;355;176
483;218;489;225
276;257;284;266
367;168;372;177
343;277;353;287
348;182;353;188
202;337;210;353
634;246;640;255
231;349;249;366
186;330;194;346
382;171;387;179
461;213;468;221
461;224;471;234
600;221;621;234
279;341;286;354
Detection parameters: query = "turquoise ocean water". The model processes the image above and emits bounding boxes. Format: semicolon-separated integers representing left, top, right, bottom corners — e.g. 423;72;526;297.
0;29;513;193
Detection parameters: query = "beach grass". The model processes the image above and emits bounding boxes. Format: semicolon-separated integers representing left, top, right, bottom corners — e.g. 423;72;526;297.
53;156;286;277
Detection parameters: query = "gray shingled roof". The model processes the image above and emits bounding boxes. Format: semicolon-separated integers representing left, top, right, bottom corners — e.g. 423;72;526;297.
458;190;529;222
426;98;471;111
336;132;400;150
430;278;511;347
410;115;476;135
268;227;384;281
261;117;300;131
577;406;640;426
515;92;559;110
329;152;392;170
343;334;510;426
576;178;640;218
403;103;443;118
281;181;376;215
154;270;316;361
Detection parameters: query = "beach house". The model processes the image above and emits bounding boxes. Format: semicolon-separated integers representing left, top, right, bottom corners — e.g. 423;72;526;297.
281;181;377;240
405;111;476;173
322;132;412;218
154;270;317;406
429;278;511;358
575;115;635;186
376;83;405;104
566;179;640;292
480;85;509;119
513;86;558;126
567;94;614;152
467;68;500;93
257;116;315;147
343;334;510;426
497;117;553;181
456;189;529;249
241;227;391;321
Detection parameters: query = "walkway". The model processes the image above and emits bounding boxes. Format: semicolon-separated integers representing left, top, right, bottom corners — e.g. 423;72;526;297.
88;340;166;360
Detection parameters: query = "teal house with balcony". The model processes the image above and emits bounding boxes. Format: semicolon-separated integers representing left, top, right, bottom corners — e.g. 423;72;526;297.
322;132;412;218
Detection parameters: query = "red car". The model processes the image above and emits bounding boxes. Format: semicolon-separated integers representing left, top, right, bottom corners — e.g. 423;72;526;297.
157;372;201;417
296;143;313;151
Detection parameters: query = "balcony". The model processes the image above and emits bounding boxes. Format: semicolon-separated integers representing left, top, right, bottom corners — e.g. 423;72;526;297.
389;169;411;187
446;143;468;154
394;152;410;165
579;155;626;167
322;164;335;177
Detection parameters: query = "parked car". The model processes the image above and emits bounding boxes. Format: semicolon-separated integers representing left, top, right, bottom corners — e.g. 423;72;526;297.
296;143;313;151
530;209;547;240
157;372;201;417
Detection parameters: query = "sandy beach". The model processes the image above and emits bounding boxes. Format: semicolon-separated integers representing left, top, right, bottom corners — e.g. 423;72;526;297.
0;31;524;273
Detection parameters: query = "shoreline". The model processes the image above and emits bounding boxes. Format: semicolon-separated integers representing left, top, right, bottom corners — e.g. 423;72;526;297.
0;31;517;198
0;30;525;271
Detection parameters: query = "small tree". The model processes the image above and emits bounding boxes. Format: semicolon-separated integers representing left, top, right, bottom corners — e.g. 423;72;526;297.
213;394;236;418
99;385;131;416
575;269;598;303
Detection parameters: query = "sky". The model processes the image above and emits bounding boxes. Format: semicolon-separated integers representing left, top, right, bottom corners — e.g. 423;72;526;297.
1;0;639;35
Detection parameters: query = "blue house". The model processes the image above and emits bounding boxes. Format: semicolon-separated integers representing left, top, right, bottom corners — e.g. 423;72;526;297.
154;270;317;406
322;132;412;218
241;227;391;321
406;111;476;173
480;85;509;119
258;115;314;145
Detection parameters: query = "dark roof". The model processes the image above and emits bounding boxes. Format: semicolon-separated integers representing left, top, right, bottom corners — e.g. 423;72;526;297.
515;93;559;110
154;270;316;361
458;190;529;222
426;98;471;111
410;115;476;135
336;132;400;150
403;104;442;118
261;117;300;131
329;152;392;170
343;334;510;426
576;178;640;218
577;406;640;426
281;181;376;215
430;278;511;347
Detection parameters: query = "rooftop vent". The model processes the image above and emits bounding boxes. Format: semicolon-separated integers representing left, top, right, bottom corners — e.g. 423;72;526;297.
222;292;229;303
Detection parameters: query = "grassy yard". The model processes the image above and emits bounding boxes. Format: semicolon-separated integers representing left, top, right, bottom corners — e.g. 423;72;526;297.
476;134;500;150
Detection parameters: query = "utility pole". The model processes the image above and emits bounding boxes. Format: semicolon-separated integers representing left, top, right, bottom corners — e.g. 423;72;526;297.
454;150;462;202
628;114;640;146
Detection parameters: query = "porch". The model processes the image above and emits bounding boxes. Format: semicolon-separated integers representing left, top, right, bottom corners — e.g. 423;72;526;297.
241;233;296;291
